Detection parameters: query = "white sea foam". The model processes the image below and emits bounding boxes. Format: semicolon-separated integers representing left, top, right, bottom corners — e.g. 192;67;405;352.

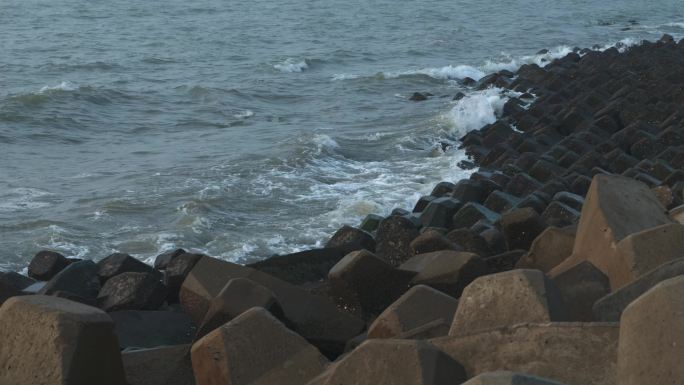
0;188;54;212
233;109;255;119
663;22;684;29
38;81;77;93
446;87;508;136
332;73;360;81
274;58;309;73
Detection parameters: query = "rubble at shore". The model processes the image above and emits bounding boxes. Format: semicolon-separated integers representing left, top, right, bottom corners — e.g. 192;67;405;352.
3;35;684;384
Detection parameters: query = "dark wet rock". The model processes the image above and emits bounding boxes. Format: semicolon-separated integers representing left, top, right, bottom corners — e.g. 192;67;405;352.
541;201;581;228
413;195;436;213
39;260;101;300
153;248;186;271
325;225;376;252
484;190;521;213
27;250;70;281
500;207;547;251
97;253;162;283
375;215;421;266
165;252;203;303
328;249;415;318
482;250;526;273
431;181;456;197
420;197;463;229
446;228;492;257
451;179;489;204
452;203;501;230
97;272;167;312
409;92;428;101
409;230;462;255
0;271;34;305
248;247;349;285
360;213;383;233
552;261;610;322
408;251;488;297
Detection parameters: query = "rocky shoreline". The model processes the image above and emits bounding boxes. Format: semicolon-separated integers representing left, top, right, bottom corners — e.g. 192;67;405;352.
3;35;684;384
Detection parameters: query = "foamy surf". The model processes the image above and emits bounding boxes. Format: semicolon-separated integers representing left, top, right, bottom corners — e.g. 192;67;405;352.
38;81;78;94
274;58;309;73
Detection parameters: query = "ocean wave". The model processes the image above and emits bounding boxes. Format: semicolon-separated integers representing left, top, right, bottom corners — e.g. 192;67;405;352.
233;109;255;119
274;58;309;73
39;81;78;94
445;87;510;136
332;38;643;83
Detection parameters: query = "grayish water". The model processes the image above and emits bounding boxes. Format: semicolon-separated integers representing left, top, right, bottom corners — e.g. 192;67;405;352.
1;0;683;270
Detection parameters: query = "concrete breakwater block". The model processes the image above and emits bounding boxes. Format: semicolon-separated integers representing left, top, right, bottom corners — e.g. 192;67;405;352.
191;307;328;385
432;323;619;385
450;269;566;336
306;339;466;385
0;295;127;385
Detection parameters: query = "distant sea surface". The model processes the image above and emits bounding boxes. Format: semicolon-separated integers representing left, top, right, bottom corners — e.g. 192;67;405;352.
1;0;683;270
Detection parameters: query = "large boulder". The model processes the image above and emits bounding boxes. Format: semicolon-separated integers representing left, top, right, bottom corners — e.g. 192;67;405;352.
617;275;684;385
409;251;488;297
326;225;376;251
122;344;195;385
27;250;70;281
551;261;610;321
97;271;167;312
593;257;684;321
195;277;284;339
191;307;328;385
180;256;364;358
432;323;619;385
110;310;196;349
516;227;575;272
39;260;101;300
97;252;162;283
450;269;566;336
550;175;671;290
375;215;421;265
462;371;567;385
328;249;414;317
367;285;458;339
306;339;467;385
0;295;127;385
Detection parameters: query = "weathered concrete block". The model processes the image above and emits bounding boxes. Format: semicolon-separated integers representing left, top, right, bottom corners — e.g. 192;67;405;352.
516;227;575;272
375;215;421;265
551;261;609;321
195;277;283;339
500;207;547;251
615;223;684;281
97;271;167;312
191;307;328;385
110;310;196;349
329;250;414;317
180;256;364;358
326;225;376;252
450;269;566;336
462;371;567;385
409;251;488;298
618;276;684;385
123;344;195;385
306;339;466;385
593;257;684;322
97;252;162;283
550;174;672;290
367;285;458;339
28;250;69;281
0;295;126;385
432;323;619;385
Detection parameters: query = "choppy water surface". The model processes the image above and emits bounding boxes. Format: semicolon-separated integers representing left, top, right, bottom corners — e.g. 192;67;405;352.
1;0;683;270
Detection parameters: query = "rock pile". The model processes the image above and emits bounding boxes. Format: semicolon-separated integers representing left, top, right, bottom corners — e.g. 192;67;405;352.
3;36;684;384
